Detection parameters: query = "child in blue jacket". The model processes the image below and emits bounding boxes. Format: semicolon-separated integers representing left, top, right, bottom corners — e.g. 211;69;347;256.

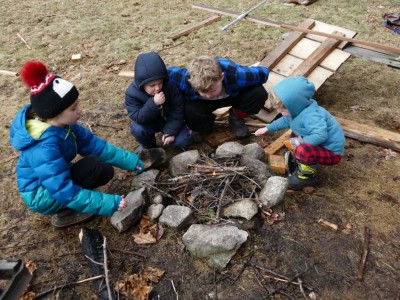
125;52;191;151
10;61;144;228
255;76;345;190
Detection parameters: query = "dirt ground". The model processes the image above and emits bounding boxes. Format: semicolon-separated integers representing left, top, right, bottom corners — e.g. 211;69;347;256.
1;0;399;299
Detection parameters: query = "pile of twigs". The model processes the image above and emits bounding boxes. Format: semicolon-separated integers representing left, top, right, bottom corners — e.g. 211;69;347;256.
155;154;260;221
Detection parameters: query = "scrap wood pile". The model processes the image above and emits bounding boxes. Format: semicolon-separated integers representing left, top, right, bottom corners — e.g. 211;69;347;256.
155;154;260;220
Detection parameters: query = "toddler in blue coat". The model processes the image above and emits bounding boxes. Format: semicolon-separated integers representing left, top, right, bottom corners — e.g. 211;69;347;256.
9;61;144;228
255;76;345;190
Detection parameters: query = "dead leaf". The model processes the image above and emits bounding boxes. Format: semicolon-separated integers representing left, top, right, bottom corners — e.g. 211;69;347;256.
142;267;165;283
267;211;285;225
132;216;164;244
25;260;37;274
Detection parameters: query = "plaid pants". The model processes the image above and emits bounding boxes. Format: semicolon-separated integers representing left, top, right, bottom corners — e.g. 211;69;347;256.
294;143;343;165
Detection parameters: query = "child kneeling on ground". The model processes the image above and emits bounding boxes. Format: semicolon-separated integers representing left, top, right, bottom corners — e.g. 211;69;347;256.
125;52;191;152
255;76;345;190
10;61;144;228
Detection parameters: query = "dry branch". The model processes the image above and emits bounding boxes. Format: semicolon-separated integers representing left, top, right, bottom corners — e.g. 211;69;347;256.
358;226;370;281
17;33;32;50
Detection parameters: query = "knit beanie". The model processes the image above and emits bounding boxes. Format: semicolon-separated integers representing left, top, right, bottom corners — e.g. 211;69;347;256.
20;61;79;119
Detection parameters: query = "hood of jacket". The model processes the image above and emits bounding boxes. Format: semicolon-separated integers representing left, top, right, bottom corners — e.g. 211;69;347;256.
134;52;168;90
10;104;71;151
273;76;315;117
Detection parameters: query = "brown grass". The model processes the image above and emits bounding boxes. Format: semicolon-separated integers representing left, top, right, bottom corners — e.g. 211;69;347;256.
1;0;399;299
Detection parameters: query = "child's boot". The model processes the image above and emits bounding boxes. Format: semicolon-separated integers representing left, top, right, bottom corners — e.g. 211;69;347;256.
288;160;317;190
51;208;95;228
228;108;250;138
284;151;297;175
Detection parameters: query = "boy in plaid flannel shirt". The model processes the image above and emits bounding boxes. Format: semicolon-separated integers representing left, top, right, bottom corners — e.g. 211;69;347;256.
168;55;269;139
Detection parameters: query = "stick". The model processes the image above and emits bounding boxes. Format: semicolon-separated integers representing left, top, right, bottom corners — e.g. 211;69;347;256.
171;15;221;40
16;33;32;50
34;275;104;299
171;279;179;300
216;177;232;221
358;226;370;281
0;70;18;77
102;237;113;299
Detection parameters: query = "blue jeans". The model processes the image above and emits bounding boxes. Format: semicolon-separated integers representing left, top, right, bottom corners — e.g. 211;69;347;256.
130;119;191;149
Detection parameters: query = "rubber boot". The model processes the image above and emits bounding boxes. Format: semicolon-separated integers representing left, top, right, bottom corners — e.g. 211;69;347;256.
228;108;250;138
284;151;297;175
288;161;317;190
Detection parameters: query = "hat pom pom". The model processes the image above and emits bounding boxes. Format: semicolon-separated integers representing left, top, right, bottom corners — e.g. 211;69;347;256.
20;61;49;88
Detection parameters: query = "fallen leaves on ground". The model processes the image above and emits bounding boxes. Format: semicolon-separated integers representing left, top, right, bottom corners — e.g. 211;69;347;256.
115;267;165;300
132;215;164;244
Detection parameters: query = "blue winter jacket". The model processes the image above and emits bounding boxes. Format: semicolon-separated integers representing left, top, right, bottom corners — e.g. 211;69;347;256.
267;76;345;155
9;104;141;216
125;52;185;137
167;57;269;100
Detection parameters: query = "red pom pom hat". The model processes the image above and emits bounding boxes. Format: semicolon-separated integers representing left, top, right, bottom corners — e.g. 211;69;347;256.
20;61;79;119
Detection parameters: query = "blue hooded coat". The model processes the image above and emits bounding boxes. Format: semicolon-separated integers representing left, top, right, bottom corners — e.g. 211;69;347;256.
9;104;141;216
125;52;185;137
267;76;345;155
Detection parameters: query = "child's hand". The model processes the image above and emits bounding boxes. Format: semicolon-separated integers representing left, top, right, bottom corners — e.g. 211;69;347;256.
118;196;128;211
154;92;166;106
254;127;269;136
162;134;175;145
134;159;144;173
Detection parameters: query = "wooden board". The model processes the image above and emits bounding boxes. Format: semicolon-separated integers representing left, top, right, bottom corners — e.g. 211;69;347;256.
170;15;221;40
336;117;400;152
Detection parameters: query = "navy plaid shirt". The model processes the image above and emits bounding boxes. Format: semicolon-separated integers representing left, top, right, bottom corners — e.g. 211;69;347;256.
167;57;269;100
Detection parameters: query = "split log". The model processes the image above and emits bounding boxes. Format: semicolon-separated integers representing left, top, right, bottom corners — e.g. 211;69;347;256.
0;70;18;77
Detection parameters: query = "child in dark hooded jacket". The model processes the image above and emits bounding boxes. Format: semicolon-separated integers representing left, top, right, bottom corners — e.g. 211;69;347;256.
255;76;345;190
125;52;191;151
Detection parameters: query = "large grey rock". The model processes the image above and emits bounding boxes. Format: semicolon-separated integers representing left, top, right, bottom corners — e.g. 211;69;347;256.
259;176;288;209
215;141;244;158
168;150;200;177
243;143;267;162
240;156;274;186
131;169;160;191
223;199;259;220
182;224;248;269
110;187;149;233
159;205;193;230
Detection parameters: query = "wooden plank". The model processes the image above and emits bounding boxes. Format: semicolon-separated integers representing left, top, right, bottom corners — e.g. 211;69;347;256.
254;108;279;124
268;154;286;174
264;129;292;155
307;67;334;90
290;31;344;77
306;20;357;48
336;117;400;152
281;24;400;56
260;19;315;69
272;55;303;77
170;15;221;40
343;45;400;69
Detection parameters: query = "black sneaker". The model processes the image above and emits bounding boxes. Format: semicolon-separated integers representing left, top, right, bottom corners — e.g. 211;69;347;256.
228;109;250;138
